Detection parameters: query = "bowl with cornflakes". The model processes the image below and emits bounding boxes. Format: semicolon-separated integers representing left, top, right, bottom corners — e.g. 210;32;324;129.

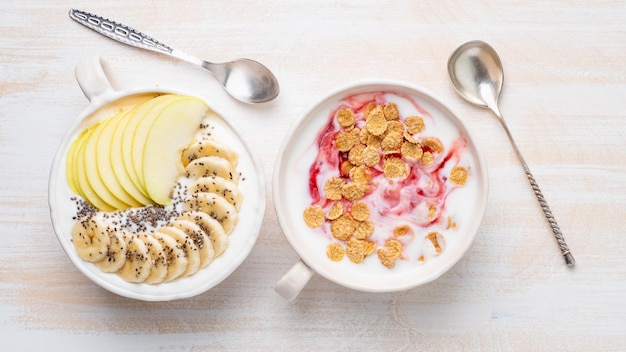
48;57;266;301
273;80;488;300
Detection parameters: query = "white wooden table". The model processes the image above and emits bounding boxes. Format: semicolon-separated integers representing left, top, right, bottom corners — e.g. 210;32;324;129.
1;1;624;350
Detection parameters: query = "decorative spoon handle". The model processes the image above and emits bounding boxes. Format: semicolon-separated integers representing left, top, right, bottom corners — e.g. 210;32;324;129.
69;9;174;56
498;117;575;267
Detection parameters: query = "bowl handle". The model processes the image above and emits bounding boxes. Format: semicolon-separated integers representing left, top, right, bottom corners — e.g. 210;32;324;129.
75;56;118;103
274;260;315;301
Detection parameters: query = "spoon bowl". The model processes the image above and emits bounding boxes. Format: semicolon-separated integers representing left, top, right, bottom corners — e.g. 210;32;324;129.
447;40;575;267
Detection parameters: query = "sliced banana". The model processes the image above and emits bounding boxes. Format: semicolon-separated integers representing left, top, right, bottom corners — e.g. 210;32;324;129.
189;176;243;211
139;233;168;284
169;219;214;269
185;156;239;184
182;138;238;168
184;192;239;234
179;211;229;258
71;218;111;262
95;229;127;272
117;234;152;283
158;226;201;277
152;231;188;283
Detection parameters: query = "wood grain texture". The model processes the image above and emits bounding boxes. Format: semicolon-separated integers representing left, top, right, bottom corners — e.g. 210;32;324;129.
1;0;625;351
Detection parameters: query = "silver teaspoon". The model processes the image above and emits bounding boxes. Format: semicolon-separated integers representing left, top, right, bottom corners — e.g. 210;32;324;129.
69;9;279;104
447;40;575;267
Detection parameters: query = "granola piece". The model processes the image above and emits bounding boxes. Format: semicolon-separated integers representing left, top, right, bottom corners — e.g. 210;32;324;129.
382;131;403;151
351;201;370;221
365;106;387;136
330;213;357;241
449;166;468;186
337;108;355;128
341;182;365;201
335;131;357;152
421;137;444;153
405;115;425;134
326;242;345;262
349;165;373;185
401;141;423;161
326;202;344;220
324;177;345;200
383;157;409;179
303;205;325;228
361;146;380;167
383;102;400;120
353;220;374;239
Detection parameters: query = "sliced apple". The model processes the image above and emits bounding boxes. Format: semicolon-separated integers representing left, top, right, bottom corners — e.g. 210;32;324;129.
110;107;154;206
95;111;142;208
74;128;116;212
66;129;89;196
83;120;132;210
120;96;179;198
131;95;187;191
143;97;209;205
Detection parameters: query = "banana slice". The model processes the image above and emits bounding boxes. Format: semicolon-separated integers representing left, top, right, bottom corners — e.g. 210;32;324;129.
179;211;229;257
189;176;243;211
169;219;214;268
152;232;188;283
185;156;239;184
184;192;239;234
94;229;127;272
117;234;152;283
139;233;168;284
182;138;238;168
158;226;201;277
71;218;111;262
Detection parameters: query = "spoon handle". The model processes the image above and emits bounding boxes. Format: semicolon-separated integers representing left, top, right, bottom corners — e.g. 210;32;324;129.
69;9;175;56
498;118;575;267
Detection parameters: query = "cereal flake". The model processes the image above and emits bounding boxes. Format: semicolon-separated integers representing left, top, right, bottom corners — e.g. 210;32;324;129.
449;166;468;186
327;242;346;262
324;177;345;200
383;157;409;179
303;205;325;228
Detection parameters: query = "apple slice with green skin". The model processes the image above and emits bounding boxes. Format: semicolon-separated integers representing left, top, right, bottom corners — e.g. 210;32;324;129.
83;120;133;210
131;95;187;191
74;128;116;212
120;96;175;198
143;96;209;205
66;129;89;196
95;111;143;208
110;107;154;206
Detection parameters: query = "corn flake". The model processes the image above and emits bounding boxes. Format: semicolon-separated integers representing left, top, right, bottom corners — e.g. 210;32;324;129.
405;115;425;134
421;137;444;153
383;157;409;179
426;231;444;254
349;165;373;184
382;131;403;151
324;177;345;200
303;205;325;228
377;239;403;269
449;166;468;186
346;236;372;264
335;131;357;152
421;151;434;167
340;160;353;177
351;201;370;221
401;141;423;161
342;182;365;201
353;220;374;239
383;102;400;120
393;225;413;237
403;131;418;144
326;202;344;220
330;213;357;241
362;102;377;120
386;120;404;134
326;242;345;261
365;106;387;136
348;143;366;166
337;108;355;128
362;146;380;167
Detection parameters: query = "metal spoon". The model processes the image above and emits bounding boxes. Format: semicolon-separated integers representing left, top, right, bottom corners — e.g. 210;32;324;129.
69;9;279;104
447;40;575;267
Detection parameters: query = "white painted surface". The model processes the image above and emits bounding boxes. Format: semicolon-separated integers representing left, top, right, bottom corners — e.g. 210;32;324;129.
0;1;624;351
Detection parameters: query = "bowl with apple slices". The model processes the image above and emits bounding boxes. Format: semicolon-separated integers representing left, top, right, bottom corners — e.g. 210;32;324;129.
49;57;266;301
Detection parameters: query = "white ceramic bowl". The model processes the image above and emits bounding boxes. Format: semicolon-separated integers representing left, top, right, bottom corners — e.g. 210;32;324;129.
274;80;488;300
48;57;266;301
